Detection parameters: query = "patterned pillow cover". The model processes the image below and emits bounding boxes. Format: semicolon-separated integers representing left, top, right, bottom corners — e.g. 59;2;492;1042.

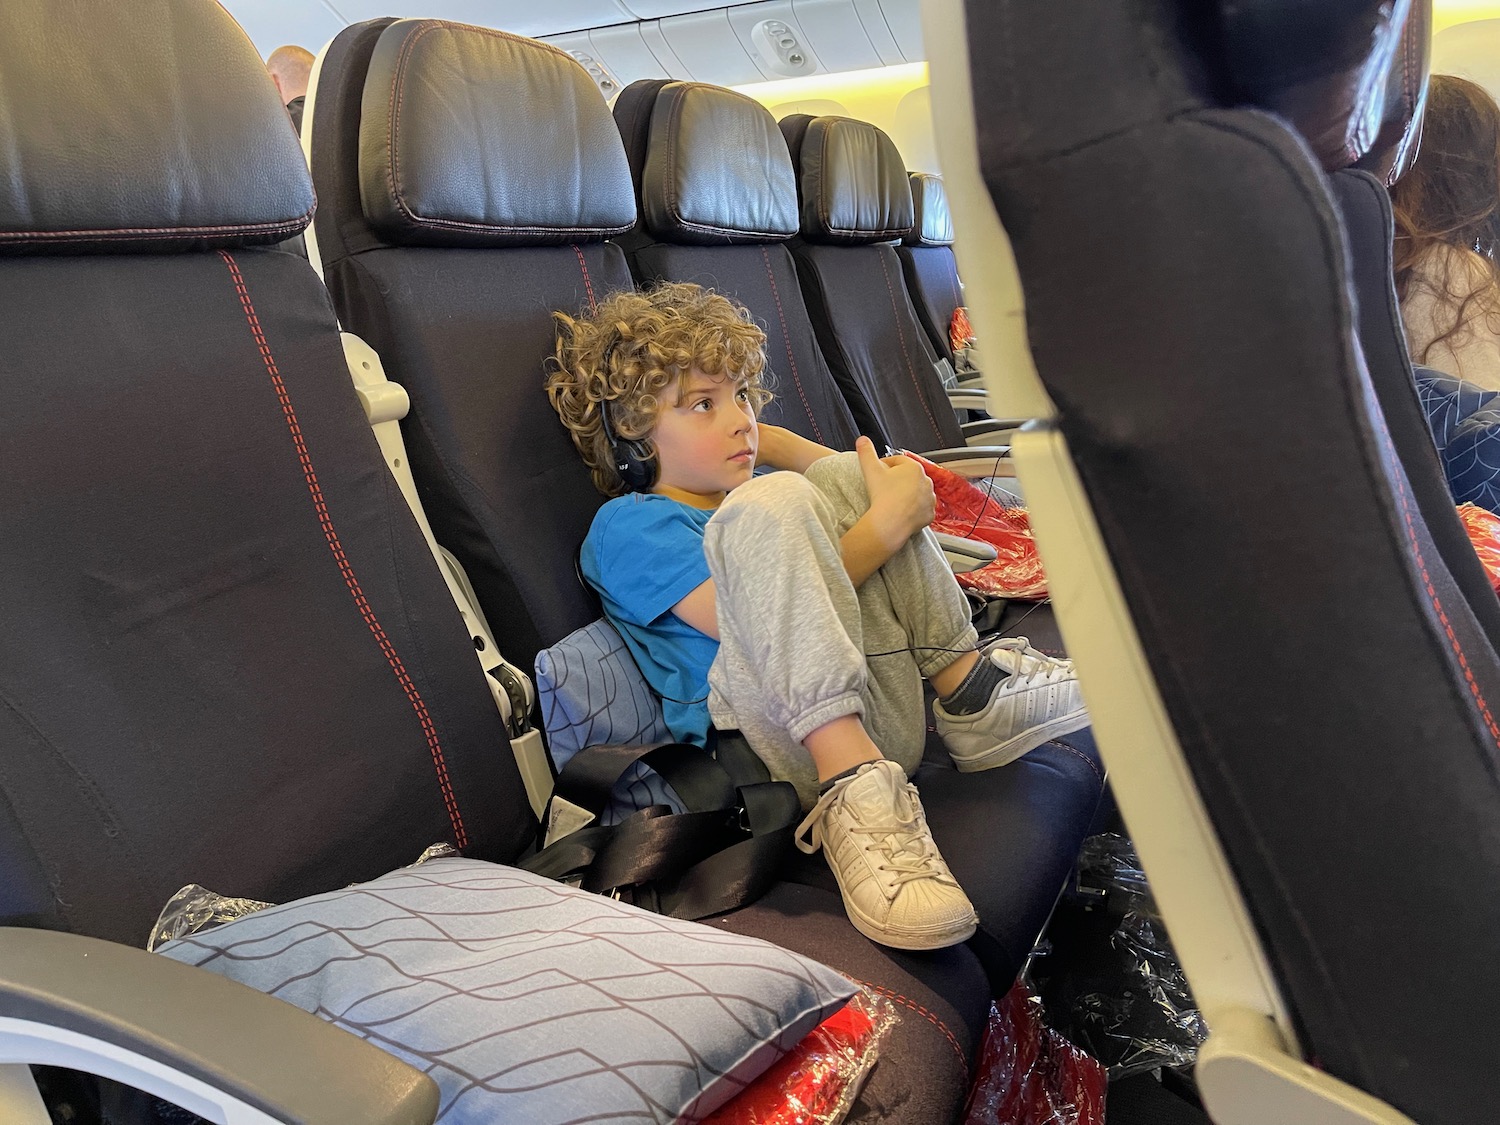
158;858;855;1124
535;617;688;822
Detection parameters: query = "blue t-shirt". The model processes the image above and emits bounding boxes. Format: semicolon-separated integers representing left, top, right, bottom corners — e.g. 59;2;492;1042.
581;494;717;746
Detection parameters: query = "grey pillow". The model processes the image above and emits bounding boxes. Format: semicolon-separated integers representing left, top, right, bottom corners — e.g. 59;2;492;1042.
535;617;687;822
158;857;855;1124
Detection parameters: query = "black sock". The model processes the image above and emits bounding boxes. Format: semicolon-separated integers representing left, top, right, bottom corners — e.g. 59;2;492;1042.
938;652;1007;716
818;762;869;793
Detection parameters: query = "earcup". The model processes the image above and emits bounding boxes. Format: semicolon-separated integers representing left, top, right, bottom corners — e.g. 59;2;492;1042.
614;436;657;492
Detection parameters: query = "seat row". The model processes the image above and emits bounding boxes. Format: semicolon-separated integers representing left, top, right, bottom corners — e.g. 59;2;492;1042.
0;7;1103;1124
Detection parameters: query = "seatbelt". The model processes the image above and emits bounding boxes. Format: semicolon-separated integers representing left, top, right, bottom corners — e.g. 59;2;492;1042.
339;332;552;819
521;736;798;920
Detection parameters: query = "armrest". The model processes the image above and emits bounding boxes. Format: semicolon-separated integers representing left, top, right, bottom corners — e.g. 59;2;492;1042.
934;532;999;574
922;445;1017;479
961;418;1029;437
960;419;1027;448
0;929;437;1125
946;388;991;412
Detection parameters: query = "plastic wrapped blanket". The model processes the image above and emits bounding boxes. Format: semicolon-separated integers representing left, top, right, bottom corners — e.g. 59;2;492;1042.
950;306;975;357
963;981;1106;1125
1042;834;1208;1079
1458;502;1500;593
915;454;1049;600
705;990;897;1125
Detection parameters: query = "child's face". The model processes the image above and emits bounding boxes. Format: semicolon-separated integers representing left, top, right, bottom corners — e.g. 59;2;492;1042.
649;368;758;507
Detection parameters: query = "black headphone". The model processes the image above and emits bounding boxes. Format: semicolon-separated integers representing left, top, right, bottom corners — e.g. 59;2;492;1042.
598;335;658;492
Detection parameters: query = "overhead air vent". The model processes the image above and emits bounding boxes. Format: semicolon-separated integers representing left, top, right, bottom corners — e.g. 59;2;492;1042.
744;15;816;77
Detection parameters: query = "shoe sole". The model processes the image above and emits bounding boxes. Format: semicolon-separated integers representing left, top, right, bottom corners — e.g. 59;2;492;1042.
843;907;977;951
949;709;1091;773
821;853;978;951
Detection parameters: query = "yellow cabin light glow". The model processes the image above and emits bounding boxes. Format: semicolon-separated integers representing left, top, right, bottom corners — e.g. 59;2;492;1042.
1436;0;1500;32
733;63;938;173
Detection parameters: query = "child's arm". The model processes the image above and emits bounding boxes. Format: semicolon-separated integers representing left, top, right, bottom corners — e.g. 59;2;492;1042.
755;423;836;474
671;580;720;640
840;437;936;587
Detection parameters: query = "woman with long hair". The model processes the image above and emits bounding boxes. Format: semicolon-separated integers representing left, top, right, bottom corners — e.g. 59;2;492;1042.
1393;74;1500;390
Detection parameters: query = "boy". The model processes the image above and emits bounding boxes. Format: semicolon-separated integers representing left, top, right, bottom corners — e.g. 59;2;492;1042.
547;283;1089;951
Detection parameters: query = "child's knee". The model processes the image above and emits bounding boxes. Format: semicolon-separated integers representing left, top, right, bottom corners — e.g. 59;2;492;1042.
716;469;822;524
804;450;871;516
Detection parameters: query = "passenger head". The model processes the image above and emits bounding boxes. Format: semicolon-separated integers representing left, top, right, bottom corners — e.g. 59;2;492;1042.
266;45;315;104
1391;74;1500;357
547;283;772;497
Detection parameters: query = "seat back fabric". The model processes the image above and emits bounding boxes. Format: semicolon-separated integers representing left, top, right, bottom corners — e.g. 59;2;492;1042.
965;2;1500;1123
311;19;638;671
900;173;965;362
0;0;535;948
780;115;966;452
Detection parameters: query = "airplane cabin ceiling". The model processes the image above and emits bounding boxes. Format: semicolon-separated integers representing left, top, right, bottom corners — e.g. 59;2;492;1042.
221;0;925;87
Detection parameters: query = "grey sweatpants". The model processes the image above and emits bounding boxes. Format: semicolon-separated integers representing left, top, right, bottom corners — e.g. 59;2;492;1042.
702;451;979;809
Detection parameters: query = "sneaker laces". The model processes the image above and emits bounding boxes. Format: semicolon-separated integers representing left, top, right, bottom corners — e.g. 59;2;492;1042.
795;768;959;889
986;636;1074;686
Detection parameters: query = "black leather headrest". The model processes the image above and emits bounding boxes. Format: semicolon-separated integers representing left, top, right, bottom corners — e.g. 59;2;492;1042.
904;173;954;247
614;78;673;223
1354;0;1430;186
358;19;635;248
638;82;798;245
780;115;914;245
1219;0;1417;173
0;0;313;255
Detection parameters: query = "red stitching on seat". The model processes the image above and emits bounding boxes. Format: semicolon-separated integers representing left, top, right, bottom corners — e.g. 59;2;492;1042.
573;245;598;314
845;975;968;1077
1388;448;1500;751
760;245;823;444
216;250;470;849
877;250;943;444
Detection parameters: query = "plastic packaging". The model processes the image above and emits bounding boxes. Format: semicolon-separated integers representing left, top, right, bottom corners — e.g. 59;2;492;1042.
950;306;976;357
1041;834;1208;1079
147;884;273;952
704;989;897;1125
963;981;1106;1125
915;453;1049;600
146;843;460;952
1458;502;1500;593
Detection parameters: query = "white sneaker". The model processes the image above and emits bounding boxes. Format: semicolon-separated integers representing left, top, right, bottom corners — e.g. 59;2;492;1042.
934;637;1090;772
795;760;977;951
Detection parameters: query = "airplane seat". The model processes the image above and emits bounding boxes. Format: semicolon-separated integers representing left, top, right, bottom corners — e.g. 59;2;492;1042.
613;79;863;450
306;17;635;674
777;112;978;457
899;172;967;365
0;0;538;954
0;0;561;1117
1329;170;1500;635
606;74;1101;1000
305;20;1074;1121
1323;5;1500;633
934;0;1500;1120
614;77;1021;579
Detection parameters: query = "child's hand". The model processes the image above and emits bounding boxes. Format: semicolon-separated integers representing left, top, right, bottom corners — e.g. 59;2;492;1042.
856;436;935;550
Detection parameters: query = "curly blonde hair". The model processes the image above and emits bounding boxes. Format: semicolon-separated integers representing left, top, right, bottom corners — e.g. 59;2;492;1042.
547;282;773;496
